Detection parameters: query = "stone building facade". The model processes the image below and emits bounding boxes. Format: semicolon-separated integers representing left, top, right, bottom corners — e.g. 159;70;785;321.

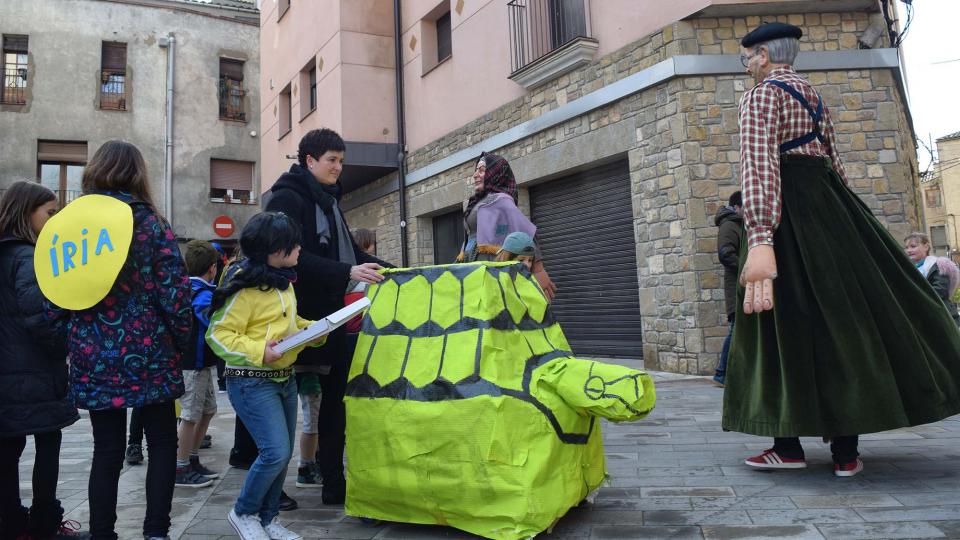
0;0;261;241
920;131;960;259
308;1;921;373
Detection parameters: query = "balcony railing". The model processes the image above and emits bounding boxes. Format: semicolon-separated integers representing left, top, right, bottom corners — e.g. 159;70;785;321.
100;70;127;110
2;66;27;104
507;0;590;74
219;77;246;121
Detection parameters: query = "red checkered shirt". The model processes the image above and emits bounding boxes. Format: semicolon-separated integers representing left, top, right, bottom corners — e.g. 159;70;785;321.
739;66;849;249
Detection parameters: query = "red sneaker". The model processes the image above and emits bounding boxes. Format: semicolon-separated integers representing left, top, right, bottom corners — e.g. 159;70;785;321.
834;458;864;477
744;449;807;469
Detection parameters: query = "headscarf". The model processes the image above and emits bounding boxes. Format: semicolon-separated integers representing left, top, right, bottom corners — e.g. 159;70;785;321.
465;152;518;216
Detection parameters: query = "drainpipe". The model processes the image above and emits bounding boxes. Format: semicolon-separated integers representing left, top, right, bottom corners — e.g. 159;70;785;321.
159;34;176;221
393;0;409;266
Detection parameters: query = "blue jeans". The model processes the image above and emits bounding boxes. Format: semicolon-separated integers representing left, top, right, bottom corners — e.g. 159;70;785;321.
227;376;297;525
716;319;734;379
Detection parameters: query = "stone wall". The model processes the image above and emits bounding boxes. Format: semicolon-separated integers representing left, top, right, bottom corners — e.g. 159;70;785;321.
345;8;921;374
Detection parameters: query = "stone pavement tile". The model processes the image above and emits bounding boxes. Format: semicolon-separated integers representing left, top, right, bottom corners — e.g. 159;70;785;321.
789;494;902;508
929;520;960;538
681;475;778;487
893;492;960;506
178;535;223;540
573;510;644;524
747;508;863;525
732;484;836;497
701;524;825;539
642;510;751;526
635;466;723;477
268;520;380;539
371;523;477;538
854;505;960;522
607;476;687;488
815;521;947;539
689;496;797;511
592;497;692;511
183;518;236;535
641;487;735;498
589;525;703;539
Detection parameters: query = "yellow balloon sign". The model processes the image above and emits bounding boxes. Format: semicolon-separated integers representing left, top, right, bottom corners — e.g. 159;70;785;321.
35;194;133;310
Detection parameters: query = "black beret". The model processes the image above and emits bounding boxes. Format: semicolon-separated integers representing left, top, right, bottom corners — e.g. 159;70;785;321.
741;22;803;47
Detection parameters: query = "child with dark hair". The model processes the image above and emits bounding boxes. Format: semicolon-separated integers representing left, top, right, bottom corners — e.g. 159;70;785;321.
207;212;324;540
0;182;87;540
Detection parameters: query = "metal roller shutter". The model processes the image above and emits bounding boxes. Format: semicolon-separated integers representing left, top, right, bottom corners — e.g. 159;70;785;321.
530;160;642;358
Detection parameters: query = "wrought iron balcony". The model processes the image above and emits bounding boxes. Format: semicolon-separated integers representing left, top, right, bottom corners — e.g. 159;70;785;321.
2;66;27;104
508;0;595;79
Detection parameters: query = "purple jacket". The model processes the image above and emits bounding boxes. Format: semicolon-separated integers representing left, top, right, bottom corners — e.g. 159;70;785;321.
66;197;191;410
473;192;537;250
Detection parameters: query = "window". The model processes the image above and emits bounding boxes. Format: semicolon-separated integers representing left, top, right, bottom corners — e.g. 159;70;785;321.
219;58;246;121
37;141;87;207
100;41;127;110
210;159;255;204
278;83;292;138
299;58;317;120
931;225;949;252
925;187;942;208
2;35;28;105
436;11;452;63
432;208;465;264
278;0;290;20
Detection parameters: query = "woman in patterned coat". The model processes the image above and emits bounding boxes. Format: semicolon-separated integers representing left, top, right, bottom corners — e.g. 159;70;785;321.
65;141;192;540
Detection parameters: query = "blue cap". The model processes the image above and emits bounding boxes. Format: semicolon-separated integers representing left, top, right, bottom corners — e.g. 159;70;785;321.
498;231;535;258
741;22;802;47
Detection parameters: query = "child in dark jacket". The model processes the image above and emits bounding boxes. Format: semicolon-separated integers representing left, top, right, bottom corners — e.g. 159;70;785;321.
0;182;86;540
174;240;222;488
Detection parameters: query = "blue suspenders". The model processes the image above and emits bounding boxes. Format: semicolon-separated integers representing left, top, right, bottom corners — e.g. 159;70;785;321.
765;79;826;152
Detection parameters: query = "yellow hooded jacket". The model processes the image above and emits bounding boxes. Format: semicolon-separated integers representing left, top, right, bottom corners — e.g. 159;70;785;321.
206;284;323;380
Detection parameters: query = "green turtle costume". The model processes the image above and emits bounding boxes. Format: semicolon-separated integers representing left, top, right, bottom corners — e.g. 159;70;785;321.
344;262;656;539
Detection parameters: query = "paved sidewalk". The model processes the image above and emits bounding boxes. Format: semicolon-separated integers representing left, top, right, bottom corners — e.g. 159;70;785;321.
18;370;960;539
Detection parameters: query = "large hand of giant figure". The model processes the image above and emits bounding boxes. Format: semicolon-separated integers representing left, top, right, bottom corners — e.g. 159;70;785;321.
740;244;776;314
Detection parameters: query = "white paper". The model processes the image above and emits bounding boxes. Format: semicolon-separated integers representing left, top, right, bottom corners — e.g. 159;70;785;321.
273;297;371;354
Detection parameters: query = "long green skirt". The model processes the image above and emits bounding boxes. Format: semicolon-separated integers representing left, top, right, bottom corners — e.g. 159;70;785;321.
722;155;960;437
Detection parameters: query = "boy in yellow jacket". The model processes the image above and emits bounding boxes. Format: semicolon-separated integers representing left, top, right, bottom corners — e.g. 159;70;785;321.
207;212;324;540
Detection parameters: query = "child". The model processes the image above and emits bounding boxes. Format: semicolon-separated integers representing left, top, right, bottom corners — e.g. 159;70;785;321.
207;212;323;540
0;182;87;540
66;141;192;540
495;231;536;270
174;240;222;488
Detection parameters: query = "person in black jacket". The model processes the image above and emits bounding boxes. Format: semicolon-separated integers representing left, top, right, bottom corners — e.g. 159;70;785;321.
713;191;743;387
264;128;391;505
0;181;87;540
904;232;960;326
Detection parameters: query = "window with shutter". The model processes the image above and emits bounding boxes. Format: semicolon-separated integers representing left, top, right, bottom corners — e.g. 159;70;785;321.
36;140;88;207
278;83;292;138
2;34;29;105
210;159;255;203
219;58;246;121
100;42;127;110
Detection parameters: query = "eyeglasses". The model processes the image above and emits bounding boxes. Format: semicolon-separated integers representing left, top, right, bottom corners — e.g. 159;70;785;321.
740;52;757;67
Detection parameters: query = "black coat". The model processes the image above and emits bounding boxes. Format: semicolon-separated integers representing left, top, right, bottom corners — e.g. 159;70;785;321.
264;164;391;367
0;236;79;437
714;206;744;318
927;264;960;325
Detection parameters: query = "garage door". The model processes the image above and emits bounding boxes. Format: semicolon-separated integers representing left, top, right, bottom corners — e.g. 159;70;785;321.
530;160;643;358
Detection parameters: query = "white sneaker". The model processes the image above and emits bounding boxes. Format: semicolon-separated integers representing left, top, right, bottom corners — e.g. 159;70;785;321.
263;517;302;540
228;509;270;540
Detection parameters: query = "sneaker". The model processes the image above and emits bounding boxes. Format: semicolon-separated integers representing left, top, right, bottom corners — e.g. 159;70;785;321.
278;491;298;512
744;449;807;470
175;465;214;488
200;435;212;449
262;517;302;540
190;457;219;479
53;519;91;539
228;509;270;540
834;458;864;477
229;450;254;470
125;444;144;465
296;464;322;488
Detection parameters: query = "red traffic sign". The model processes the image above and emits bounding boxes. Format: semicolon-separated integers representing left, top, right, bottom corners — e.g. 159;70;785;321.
213;215;235;238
